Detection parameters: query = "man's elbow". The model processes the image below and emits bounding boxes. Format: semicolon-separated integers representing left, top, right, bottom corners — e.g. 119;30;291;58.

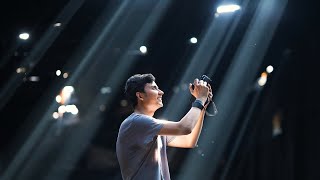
185;143;197;148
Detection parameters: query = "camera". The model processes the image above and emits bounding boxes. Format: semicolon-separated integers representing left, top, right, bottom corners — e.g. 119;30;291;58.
191;75;212;90
191;75;218;116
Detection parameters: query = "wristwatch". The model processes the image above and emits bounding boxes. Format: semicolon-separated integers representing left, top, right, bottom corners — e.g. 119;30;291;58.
192;99;204;110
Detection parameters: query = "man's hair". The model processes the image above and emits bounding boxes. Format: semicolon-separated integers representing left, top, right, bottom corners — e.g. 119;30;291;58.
124;73;155;108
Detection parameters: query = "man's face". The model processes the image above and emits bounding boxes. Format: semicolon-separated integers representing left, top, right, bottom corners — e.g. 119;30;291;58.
141;81;164;110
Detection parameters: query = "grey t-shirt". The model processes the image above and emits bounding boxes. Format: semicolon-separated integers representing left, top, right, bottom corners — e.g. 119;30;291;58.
116;113;171;180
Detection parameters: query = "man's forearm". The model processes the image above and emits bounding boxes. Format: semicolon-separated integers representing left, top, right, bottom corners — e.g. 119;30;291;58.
178;98;206;132
184;108;205;147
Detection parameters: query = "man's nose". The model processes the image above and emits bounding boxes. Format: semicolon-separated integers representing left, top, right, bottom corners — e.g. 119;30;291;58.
158;89;164;95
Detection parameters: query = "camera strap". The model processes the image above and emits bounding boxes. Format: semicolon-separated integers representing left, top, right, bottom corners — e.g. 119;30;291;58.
205;101;218;116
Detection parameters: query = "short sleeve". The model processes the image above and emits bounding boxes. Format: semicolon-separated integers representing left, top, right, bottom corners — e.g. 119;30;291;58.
131;114;164;146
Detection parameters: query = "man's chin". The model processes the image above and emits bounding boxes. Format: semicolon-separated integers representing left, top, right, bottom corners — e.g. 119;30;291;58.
153;102;163;110
156;103;163;109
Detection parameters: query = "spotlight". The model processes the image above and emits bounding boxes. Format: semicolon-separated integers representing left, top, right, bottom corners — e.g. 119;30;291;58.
56;95;62;103
65;105;79;115
139;46;147;54
190;37;198;44
52;112;60;119
56;70;61;76
63;72;69;78
258;77;267;86
266;65;274;73
53;22;62;27
217;4;241;14
58;105;66;114
258;72;268;86
19;33;30;40
63;86;74;94
28;76;40;82
16;67;26;73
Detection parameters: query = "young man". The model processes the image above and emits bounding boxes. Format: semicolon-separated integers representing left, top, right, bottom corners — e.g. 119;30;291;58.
116;73;212;180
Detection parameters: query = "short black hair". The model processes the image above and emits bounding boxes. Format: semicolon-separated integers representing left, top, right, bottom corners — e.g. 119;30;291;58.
124;73;155;108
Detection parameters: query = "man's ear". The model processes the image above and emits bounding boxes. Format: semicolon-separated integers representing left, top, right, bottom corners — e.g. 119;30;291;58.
136;92;143;101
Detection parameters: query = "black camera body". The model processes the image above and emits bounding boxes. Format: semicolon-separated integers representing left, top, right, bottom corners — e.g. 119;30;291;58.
191;75;212;89
191;74;218;116
199;75;212;83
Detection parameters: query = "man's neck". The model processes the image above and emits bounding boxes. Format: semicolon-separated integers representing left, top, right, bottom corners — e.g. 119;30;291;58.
134;106;155;117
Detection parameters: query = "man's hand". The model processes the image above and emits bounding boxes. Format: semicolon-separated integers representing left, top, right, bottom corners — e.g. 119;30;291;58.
189;78;209;103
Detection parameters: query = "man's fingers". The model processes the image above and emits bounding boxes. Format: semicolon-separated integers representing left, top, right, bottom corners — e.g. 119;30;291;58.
194;78;199;85
189;83;193;92
203;81;207;86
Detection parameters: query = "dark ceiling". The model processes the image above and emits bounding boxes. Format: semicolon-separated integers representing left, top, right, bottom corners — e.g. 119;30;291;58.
0;0;319;179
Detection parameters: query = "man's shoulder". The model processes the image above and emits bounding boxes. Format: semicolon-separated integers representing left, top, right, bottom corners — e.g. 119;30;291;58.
121;113;152;127
127;113;154;122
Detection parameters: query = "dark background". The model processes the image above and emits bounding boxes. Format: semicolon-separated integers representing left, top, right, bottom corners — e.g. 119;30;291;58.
0;0;319;179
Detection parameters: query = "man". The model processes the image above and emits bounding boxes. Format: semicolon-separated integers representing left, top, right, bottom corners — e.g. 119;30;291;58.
116;73;212;180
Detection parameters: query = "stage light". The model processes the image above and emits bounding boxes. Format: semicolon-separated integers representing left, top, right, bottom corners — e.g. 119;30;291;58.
28;76;40;82
216;4;241;14
19;33;30;40
58;105;66;114
139;46;147;54
261;72;267;78
56;95;62;103
16;67;26;73
258;72;268;86
52;112;59;119
71;107;79;115
65;105;79;115
56;70;61;76
58;86;74;104
190;37;198;44
53;22;62;27
63;72;69;78
63;86;74;94
266;65;274;73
